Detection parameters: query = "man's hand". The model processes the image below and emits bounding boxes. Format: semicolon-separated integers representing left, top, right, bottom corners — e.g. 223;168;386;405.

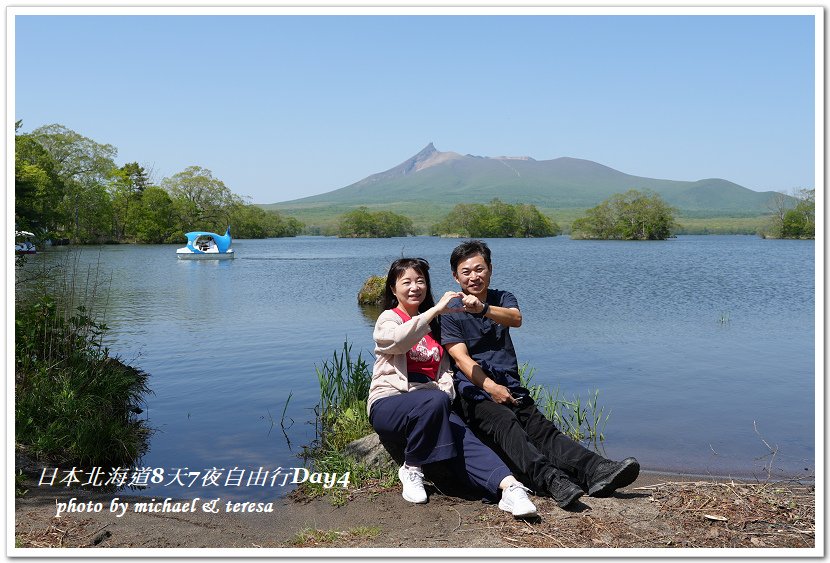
459;293;486;314
483;380;518;405
445;341;518;405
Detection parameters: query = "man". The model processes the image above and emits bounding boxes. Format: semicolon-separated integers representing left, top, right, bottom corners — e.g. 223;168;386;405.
440;240;639;508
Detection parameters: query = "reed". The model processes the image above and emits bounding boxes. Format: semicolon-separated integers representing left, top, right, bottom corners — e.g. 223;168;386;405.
15;252;151;467
303;341;393;503
313;341;372;448
519;363;610;452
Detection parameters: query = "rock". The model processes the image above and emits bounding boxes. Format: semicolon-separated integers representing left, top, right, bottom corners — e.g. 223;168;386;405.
343;433;481;500
344;433;403;468
357;276;385;305
90;530;112;546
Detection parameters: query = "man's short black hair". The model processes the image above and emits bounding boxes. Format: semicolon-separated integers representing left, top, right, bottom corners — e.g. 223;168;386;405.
450;240;492;273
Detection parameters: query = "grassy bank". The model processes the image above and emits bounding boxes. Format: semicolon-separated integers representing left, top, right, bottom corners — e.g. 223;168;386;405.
15;254;151;468
300;342;396;505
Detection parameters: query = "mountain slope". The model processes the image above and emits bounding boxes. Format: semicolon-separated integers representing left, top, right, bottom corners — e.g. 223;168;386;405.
270;143;782;214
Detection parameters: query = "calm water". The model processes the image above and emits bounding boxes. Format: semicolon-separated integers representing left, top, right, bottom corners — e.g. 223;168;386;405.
22;236;815;499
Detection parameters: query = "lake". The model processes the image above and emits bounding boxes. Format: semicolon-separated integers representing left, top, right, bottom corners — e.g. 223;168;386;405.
20;235;816;500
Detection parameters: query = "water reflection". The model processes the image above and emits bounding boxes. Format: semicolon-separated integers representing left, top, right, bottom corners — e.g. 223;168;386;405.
358;304;383;327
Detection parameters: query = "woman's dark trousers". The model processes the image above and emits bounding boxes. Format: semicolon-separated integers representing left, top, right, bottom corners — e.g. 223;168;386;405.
370;389;511;496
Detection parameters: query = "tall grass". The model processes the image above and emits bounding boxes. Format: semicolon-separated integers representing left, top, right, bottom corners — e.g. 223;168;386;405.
15;252;151;467
303;342;392;504
314;341;372;449
519;363;609;453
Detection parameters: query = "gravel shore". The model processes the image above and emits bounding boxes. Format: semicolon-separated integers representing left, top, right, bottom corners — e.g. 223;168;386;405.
14;469;816;553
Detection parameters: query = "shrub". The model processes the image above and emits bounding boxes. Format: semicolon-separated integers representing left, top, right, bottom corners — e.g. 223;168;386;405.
15;254;151;467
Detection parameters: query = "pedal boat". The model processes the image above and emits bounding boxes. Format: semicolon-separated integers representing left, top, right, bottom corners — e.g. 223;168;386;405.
176;227;234;260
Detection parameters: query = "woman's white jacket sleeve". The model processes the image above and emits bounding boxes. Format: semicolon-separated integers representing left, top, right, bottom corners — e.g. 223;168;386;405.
372;311;433;355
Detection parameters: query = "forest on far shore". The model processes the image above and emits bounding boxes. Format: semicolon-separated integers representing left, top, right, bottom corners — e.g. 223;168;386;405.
15;122;302;244
16;122;814;244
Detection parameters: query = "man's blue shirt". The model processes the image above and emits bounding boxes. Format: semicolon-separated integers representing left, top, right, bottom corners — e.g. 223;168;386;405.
440;288;522;402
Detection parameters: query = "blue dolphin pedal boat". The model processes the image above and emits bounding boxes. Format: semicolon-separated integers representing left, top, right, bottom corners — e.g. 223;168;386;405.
176;227;235;260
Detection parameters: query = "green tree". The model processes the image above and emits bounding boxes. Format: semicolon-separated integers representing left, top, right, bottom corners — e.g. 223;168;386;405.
338;207;414;238
161;166;244;231
516;203;562;237
109;162;153;241
75;183;115;242
765;189;815;239
127;186;179;243
571;190;677;240
432;203;481;237
485;199;520;237
229;205;304;238
30;124;118;242
433;199;559;238
17;123;289;243
15;131;65;235
571;200;615;239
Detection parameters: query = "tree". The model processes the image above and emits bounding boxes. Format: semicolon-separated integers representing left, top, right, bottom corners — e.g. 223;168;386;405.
229;205;303;238
161;166;244;231
74;183;114;242
516;203;561;237
15;133;65;235
432;199;559;238
432;203;482;237
127;186;178;243
338;207;414;238
109;162;153;241
571;200;615;239
571;190;677;240
781;189;815;239
30;124;118;242
17;122;295;243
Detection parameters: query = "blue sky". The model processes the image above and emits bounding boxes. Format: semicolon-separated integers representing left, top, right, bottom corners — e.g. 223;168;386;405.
13;11;818;204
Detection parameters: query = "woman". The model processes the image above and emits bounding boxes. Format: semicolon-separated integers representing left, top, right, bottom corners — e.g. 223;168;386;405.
367;257;537;516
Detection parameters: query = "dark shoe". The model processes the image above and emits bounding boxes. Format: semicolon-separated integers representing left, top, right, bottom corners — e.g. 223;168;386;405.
587;457;640;497
549;477;584;508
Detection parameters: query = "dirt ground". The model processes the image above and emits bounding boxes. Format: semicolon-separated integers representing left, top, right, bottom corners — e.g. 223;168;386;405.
13;470;816;553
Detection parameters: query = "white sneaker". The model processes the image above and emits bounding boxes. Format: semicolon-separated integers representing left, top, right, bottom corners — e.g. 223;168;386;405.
498;482;537;517
398;465;428;504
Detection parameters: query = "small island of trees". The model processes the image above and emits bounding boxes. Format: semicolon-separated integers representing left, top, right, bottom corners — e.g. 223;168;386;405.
336;200;560;239
571;190;677;240
431;199;561;238
762;189;815;239
337;207;415;238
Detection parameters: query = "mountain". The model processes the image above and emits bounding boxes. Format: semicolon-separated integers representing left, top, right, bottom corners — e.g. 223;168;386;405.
269;143;783;215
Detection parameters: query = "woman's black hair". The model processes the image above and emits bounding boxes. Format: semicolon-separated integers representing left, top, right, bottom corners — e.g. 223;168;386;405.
382;257;440;338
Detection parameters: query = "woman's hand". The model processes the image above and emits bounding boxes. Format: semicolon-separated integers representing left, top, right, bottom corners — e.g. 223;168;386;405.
435;291;465;314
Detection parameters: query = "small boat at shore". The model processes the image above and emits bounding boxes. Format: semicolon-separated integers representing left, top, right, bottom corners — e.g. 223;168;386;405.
15;231;37;255
176;227;234;260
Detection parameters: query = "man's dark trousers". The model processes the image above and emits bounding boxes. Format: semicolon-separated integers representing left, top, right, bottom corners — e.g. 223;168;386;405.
457;395;604;493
